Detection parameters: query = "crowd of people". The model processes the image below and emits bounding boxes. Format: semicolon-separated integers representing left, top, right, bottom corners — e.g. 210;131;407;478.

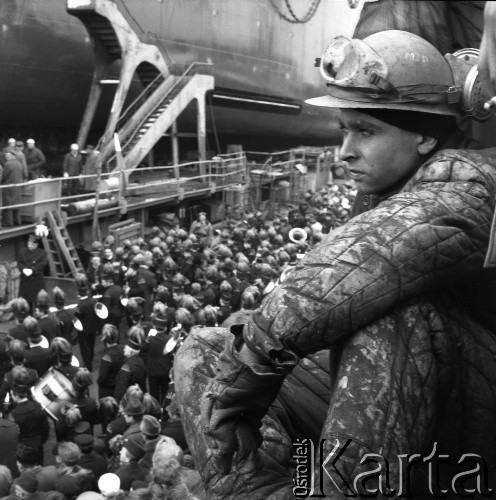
0;139;102;228
0;181;355;500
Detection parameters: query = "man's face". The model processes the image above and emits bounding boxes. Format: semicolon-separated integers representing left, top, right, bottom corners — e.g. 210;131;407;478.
104;249;113;260
338;109;423;195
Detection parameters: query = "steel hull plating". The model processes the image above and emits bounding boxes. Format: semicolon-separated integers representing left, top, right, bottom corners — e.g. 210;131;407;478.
0;0;360;146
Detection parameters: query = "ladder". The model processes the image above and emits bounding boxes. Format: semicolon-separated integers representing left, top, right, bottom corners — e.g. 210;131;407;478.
42;211;86;279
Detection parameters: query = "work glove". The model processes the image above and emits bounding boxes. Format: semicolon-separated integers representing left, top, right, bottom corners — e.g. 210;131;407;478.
201;325;289;475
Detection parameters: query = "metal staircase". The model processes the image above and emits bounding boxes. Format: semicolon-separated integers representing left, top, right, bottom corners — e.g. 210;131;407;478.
67;0;214;172
41;211;86;279
105;64;213;172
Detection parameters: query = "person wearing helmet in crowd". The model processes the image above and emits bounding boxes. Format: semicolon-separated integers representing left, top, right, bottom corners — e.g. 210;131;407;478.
10;367;49;466
34;290;60;344
97;324;125;399
74;275;100;371
140;302;174;405
175;30;496;497
50;337;78;381
101;267;124;334
0;341;38;405
114;327;147;403
6;298;31;345
51;287;75;344
23;318;51;378
71;368;99;432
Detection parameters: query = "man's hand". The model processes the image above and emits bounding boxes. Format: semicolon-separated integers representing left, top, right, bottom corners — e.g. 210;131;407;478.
478;2;496;100
201;329;287;474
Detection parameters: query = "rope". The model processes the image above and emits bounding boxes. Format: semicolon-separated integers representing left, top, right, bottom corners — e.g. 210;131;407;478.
269;0;321;24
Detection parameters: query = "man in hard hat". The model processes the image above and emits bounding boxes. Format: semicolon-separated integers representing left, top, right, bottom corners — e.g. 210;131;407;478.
175;30;496;498
24;139;46;180
62;143;83;197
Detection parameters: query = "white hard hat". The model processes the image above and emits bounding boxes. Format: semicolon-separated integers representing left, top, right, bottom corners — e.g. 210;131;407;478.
98;473;120;496
26;138;35;144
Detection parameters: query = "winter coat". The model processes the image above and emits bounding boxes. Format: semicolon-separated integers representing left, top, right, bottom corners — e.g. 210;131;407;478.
2;157;25;206
62;152;83;177
17;247;47;304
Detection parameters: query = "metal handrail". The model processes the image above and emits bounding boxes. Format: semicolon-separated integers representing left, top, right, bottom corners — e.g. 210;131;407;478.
116;73;166;131
106;61;213;170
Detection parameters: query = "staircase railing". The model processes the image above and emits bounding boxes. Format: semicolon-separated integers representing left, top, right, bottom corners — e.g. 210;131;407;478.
117;73;166;130
105;61;212;171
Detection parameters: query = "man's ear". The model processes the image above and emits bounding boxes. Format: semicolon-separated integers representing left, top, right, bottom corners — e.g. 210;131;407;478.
417;135;438;155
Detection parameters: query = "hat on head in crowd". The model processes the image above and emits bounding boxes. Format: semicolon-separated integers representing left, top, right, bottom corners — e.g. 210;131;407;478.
76;274;89;295
23;316;42;341
74;421;91;436
14;471;38;494
140;414;160;438
123;397;145;417
52;286;65;307
123;438;145;460
17;444;39;466
98;473;120;496
75;433;94;452
125;298;143;319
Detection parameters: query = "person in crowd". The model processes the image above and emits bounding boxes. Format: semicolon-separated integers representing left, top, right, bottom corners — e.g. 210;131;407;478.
82;147;100;193
23;318;51;378
24;139;46;180
74;434;107;488
0;340;13;388
190;212;212;242
137;415;161;470
10;368;49;466
113;438;147;491
71;368;99;431
54;404;82;443
50;337;78;381
97;324;125;399
62;143;83;197
101;268;124;334
120;397;145;447
51;287;76;344
0;345;38;405
5;298;31;344
16;444;58;492
2;151;26;227
105;385;144;449
11;471;43;500
34;290;60;344
1;138;16;167
17;235;47;312
160;398;187;451
74;275;99;371
113;327;146;402
140;304;173;405
86;254;103;296
0;406;19;477
54;442;95;497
